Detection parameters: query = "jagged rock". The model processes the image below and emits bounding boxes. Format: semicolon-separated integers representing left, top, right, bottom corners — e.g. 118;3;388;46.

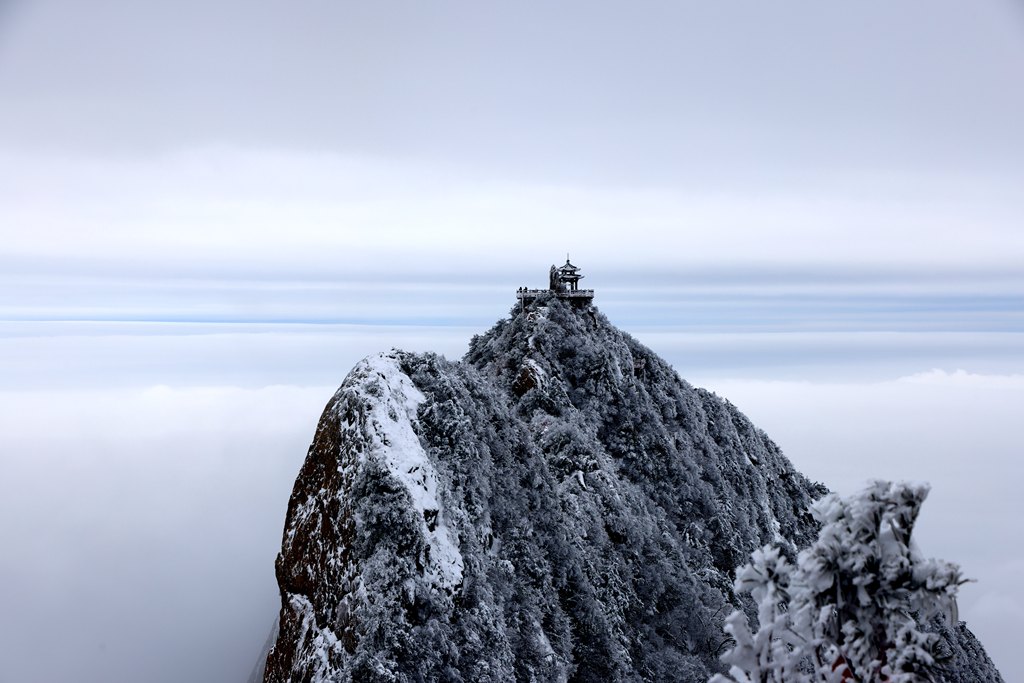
262;295;1000;683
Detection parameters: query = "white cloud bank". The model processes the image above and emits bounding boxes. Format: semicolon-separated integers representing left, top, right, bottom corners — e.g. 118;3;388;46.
0;383;329;683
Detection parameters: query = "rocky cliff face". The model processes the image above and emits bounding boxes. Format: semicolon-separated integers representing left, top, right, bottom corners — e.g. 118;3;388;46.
262;296;1001;682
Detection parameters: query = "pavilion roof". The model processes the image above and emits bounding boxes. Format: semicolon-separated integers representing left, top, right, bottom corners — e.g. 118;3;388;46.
557;258;581;273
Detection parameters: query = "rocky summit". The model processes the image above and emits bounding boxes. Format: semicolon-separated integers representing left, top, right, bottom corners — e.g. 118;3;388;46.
259;293;1001;682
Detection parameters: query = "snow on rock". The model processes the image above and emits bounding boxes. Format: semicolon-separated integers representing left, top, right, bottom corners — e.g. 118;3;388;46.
265;351;470;682
341;352;463;589
287;594;342;683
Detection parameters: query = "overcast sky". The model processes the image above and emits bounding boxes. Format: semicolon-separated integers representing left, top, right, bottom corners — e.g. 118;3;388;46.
1;1;1022;681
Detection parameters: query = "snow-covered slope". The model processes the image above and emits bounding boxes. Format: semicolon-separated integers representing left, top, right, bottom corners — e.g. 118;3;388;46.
262;295;1001;682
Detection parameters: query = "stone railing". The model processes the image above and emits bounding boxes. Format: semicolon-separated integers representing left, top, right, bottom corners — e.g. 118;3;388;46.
516;288;595;299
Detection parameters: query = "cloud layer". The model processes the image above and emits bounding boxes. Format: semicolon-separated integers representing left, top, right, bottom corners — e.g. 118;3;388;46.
0;384;326;683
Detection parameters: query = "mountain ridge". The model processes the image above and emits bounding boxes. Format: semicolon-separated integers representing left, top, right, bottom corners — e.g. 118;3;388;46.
262;294;1000;682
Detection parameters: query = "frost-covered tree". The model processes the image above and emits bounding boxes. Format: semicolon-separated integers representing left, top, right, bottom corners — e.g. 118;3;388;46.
711;481;964;683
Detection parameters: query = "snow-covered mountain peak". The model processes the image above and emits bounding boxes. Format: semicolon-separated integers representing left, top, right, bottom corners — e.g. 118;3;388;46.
259;298;1002;683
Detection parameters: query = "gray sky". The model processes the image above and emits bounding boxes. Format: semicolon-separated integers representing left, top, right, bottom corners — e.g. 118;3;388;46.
1;1;1022;681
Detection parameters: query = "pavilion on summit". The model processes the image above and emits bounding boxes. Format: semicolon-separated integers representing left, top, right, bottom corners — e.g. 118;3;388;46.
516;257;595;306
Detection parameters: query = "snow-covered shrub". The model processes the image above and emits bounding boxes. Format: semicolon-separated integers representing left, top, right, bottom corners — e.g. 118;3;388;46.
711;480;964;683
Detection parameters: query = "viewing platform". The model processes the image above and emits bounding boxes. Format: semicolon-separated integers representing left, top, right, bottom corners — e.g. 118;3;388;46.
516;288;595;301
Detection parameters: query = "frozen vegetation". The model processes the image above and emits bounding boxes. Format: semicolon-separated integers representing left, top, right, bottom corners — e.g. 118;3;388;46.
713;481;999;682
261;295;1001;682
